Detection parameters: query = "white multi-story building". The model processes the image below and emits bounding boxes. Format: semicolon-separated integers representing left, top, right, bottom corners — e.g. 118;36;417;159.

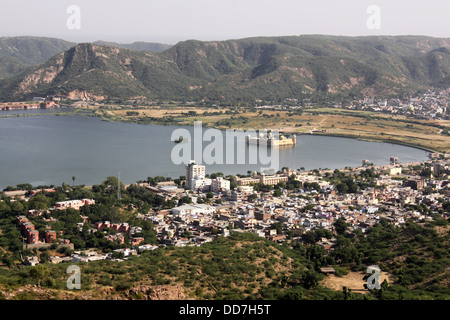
211;177;231;192
171;204;216;216
191;178;212;191
186;160;208;190
55;199;95;210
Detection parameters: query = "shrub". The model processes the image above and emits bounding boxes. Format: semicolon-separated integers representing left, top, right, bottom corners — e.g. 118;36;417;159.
114;281;133;291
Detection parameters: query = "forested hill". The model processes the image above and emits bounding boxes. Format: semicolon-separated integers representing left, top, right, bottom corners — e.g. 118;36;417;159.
0;35;449;102
0;36;75;80
0;36;172;81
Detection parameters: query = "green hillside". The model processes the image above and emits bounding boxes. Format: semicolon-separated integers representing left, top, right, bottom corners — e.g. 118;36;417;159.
0;36;75;79
0;222;448;300
0;35;449;102
0;37;173;81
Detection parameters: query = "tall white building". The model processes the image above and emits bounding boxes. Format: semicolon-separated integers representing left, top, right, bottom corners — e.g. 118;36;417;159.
186;160;209;190
185;161;231;192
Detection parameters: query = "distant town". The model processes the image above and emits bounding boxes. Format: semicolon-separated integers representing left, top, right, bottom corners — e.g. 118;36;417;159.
1;89;449;121
255;89;449;121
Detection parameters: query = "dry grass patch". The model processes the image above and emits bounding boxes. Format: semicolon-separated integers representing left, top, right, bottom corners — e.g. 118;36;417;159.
321;271;394;294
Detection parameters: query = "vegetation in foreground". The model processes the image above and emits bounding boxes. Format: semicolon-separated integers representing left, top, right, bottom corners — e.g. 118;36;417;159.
0;219;448;300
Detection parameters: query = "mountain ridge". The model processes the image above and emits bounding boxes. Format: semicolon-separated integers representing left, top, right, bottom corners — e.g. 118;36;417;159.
0;36;174;81
0;35;449;102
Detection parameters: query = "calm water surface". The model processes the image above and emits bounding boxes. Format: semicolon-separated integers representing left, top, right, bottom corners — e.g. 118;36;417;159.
0;112;429;189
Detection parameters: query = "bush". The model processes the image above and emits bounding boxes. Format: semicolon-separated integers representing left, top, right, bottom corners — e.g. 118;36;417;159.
334;266;350;277
114;281;133;291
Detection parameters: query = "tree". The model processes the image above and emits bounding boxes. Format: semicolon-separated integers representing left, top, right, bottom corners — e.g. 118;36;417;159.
334;218;349;235
10;201;25;214
178;196;192;205
302;270;319;289
28;193;51;210
271;222;283;235
29;264;50;286
39;251;50;263
72;176;76;186
273;189;282;197
343;286;354;300
229;176;237;190
302;231;317;245
181;230;191;239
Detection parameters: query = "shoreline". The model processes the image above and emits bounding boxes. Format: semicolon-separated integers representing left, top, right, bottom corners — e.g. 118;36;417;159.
95;112;443;154
1;157;441;192
299;132;438;153
0;107;444;154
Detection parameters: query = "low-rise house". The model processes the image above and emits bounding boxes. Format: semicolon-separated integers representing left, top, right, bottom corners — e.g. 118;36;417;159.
105;233;125;244
49;256;73;264
24;256;39;266
235;216;256;230
138;244;158;252
55;199;95;210
130;237;145;247
171;204;216;216
267;234;286;242
211;177;231;192
73;254;107;263
320;267;336;275
113;248;137;257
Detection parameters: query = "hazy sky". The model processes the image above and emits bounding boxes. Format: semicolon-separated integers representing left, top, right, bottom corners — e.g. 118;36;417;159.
0;0;448;44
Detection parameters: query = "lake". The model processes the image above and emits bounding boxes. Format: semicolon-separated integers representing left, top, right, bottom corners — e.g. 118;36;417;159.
0;111;430;189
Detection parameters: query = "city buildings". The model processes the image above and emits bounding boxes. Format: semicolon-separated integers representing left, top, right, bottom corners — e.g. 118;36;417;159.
185;160;231;192
235;172;288;186
8;156;449;267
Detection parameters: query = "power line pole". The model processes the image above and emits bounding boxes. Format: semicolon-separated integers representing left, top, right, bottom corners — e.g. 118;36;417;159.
117;172;121;200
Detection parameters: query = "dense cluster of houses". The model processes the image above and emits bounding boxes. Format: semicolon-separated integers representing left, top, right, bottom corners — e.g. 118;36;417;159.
14;199;96;246
93;221;145;246
351;90;449;120
134;158;449;250
7;155;449;266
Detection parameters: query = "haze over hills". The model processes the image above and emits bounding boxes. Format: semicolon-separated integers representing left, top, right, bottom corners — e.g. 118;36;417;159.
0;35;449;102
93;41;172;53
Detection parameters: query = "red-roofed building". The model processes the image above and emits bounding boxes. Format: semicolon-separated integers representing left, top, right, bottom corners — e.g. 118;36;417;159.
131;237;145;247
27;230;39;244
45;230;57;243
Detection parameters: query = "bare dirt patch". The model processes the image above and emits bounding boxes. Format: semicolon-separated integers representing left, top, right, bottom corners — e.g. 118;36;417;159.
321;271;393;294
